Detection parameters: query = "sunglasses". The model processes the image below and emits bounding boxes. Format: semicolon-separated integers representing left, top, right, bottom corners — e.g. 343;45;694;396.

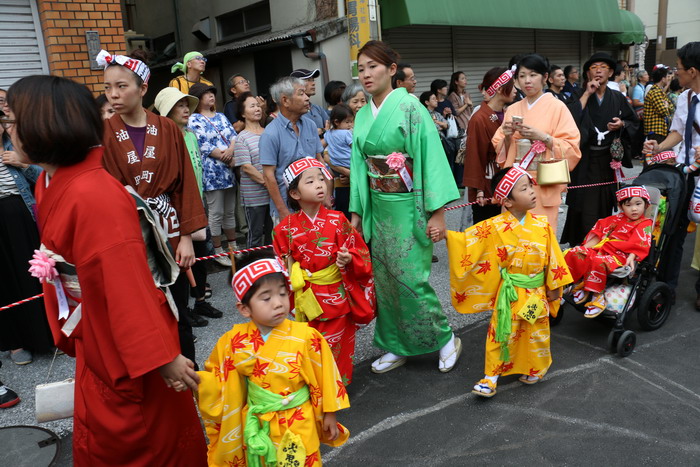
192;56;207;63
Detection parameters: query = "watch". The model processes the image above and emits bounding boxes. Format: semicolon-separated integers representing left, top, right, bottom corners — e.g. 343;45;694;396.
544;134;552;145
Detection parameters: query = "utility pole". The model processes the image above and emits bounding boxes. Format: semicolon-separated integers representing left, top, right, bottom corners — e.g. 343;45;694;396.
656;0;668;63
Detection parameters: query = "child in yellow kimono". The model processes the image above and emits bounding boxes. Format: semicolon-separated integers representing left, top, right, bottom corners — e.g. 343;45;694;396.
197;252;350;466
447;166;572;398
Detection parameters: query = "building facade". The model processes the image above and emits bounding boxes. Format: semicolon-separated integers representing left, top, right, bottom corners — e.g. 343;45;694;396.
0;0;125;93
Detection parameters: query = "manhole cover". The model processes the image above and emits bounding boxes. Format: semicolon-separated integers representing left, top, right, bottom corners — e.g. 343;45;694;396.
0;425;60;466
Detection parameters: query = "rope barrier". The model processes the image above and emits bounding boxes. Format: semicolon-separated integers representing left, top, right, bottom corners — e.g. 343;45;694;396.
0;244;274;311
445;176;637;212
0;175;644;311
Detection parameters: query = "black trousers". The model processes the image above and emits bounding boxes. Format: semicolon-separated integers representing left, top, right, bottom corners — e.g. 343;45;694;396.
170;270;197;368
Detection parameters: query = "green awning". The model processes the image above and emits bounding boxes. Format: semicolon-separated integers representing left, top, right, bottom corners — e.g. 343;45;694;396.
594;9;646;46
380;0;624;32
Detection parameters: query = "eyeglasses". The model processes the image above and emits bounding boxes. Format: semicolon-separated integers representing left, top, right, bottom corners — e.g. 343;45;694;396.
0;117;15;129
234;79;250;86
588;65;610;72
192;56;207;62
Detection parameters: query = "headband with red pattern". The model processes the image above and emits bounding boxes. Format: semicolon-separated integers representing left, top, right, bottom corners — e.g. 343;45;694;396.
494;166;535;201
283;157;332;187
485;65;516;98
96;49;151;84
232;258;286;302
648;151;676;164
616;185;650;203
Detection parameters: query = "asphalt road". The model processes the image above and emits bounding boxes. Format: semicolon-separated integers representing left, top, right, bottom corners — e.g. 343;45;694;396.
7;162;700;465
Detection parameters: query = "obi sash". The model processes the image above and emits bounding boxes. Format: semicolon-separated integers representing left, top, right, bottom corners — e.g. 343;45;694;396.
245;380;310;467
290;261;342;322
365;155;414;193
495;269;545;362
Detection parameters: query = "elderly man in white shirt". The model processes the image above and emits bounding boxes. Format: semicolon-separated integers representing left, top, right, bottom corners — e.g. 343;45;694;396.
645;41;700;308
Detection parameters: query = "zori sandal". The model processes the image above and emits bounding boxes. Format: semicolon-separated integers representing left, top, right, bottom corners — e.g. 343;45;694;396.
472;379;497;398
371;353;407;374
519;374;541;385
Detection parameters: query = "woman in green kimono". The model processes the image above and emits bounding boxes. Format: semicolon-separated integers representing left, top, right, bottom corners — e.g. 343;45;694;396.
349;41;462;374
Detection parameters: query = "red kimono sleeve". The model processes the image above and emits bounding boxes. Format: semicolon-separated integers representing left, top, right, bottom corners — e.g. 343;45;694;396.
336;213;376;324
68;177;181;382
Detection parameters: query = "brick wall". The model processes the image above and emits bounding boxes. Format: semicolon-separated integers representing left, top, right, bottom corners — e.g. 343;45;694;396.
38;0;126;94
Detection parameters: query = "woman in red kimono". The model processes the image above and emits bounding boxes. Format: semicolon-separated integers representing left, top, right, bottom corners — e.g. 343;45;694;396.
6;75;207;465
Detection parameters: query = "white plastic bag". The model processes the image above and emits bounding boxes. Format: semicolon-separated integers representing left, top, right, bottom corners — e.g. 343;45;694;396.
446;116;459;139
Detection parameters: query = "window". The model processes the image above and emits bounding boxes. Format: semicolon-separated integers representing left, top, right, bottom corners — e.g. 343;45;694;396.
644;37;677;73
217;1;271;43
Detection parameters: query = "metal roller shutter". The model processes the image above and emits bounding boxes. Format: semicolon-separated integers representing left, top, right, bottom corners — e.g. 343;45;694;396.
0;0;48;89
383;26;454;95
453;26;535;106
535;30;587;71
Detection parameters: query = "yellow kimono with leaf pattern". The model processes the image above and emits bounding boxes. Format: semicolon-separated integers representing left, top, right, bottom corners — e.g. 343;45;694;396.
197;319;350;467
447;211;572;378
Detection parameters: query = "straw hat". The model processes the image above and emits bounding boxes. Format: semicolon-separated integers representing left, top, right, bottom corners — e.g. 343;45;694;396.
153;87;199;117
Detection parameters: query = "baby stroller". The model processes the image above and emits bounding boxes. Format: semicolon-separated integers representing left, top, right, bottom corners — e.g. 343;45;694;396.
559;163;687;357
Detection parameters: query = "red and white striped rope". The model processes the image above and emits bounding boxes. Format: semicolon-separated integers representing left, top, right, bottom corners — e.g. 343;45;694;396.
445;177;637;212
1;244;274;311
0;175;640;312
192;244;273;262
0;293;45;311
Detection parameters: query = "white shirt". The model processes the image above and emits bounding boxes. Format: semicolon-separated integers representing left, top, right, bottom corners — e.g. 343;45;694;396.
670;89;700;163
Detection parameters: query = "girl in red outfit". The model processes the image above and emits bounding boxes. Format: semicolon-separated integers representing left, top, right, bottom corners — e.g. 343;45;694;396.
565;185;653;317
273;157;375;385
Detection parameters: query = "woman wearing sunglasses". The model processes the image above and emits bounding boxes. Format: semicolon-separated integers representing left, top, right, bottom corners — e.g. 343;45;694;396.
169;51;213;94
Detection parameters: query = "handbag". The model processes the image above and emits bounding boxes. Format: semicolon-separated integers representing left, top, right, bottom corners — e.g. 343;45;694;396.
35;349;74;423
610;137;625;161
536;143;570;185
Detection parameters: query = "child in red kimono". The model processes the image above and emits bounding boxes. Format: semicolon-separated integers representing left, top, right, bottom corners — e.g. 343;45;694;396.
273;157;375;385
565;185;653;317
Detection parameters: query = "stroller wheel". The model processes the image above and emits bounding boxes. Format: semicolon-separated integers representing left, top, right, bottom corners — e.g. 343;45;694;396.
616;330;636;357
637;281;673;331
607;330;620;353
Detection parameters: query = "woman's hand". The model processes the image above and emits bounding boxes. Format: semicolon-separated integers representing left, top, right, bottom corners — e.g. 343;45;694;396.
518;124;548;142
351;213;362;232
426;208;446;242
502;121;516;137
158;354;200;392
176;234;196;269
2;150;28;168
323;412;339;441
336;246;352;268
221;147;234;164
